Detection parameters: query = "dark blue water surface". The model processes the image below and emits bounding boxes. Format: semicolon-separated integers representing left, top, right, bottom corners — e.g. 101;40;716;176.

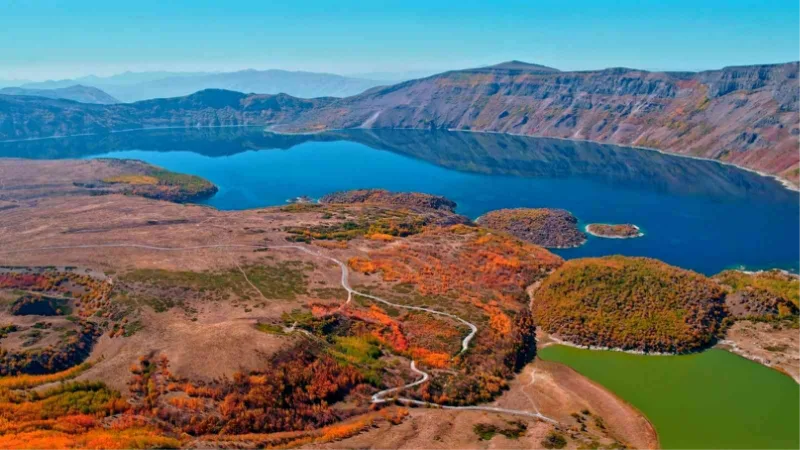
1;127;797;275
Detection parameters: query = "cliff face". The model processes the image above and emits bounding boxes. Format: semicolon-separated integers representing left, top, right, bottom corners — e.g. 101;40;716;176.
1;62;798;185
284;62;800;184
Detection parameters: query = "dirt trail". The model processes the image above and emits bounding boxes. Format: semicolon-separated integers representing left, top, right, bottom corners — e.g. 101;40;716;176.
0;242;554;423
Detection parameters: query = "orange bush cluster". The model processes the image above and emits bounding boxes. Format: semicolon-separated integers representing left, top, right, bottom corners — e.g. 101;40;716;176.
345;227;559;406
409;347;450;368
122;350;368;437
349;228;561;308
345;305;408;352
0;375;175;450
0;362;91;390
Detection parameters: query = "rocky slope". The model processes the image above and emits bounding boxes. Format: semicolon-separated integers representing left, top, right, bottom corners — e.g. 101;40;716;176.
285;61;800;185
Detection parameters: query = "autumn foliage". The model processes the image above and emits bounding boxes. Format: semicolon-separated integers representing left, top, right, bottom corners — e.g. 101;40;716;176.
533;256;727;353
347;226;561;405
0;375;176;450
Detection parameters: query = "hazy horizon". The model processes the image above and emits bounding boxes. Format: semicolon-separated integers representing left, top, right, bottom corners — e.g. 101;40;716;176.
4;59;800;86
2;0;798;81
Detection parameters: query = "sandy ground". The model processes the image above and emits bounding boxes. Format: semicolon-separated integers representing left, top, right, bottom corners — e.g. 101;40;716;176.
720;320;800;382
316;409;559;449
496;359;658;449
82;305;299;391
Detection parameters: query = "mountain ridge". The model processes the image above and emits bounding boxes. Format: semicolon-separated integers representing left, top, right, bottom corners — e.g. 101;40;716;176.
0;84;119;104
282;61;799;185
18;69;386;102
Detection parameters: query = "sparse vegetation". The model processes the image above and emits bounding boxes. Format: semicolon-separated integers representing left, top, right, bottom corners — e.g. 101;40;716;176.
541;431;567;449
715;270;799;320
256;322;287;335
473;421;528;440
285;210;430;242
120;260;310;307
102;166;217;202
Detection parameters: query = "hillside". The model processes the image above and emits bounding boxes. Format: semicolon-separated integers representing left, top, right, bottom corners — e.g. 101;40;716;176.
715;269;799;318
0;89;332;140
285;61;800;185
531;256;727;353
0;85;119;104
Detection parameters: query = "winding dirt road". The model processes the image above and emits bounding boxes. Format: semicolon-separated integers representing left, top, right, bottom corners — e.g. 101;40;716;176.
0;242;555;423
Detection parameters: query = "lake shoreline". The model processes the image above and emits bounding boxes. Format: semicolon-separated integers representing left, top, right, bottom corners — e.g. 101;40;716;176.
541;333;677;356
270;125;800;193
3;123;794;193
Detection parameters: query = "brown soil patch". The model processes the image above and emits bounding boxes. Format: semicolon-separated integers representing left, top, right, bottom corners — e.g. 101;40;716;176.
82;304;294;391
722;320;800;382
496;359;658;449
314;409;561;449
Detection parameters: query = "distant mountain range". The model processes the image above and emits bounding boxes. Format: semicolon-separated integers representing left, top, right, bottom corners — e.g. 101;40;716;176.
0;61;797;185
17;69;387;102
0;85;119;104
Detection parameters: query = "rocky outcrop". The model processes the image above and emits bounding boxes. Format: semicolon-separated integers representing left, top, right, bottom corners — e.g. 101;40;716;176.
477;208;586;248
320;189;457;212
715;270;799;319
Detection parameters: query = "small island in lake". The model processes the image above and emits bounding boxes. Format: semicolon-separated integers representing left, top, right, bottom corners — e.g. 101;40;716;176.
586;223;643;239
476;208;586;248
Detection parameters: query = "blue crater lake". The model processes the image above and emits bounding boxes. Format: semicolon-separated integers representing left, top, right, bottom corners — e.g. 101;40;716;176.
1;127;797;275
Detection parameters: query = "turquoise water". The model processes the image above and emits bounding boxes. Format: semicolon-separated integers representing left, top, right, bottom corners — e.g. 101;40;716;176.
0;127;797;275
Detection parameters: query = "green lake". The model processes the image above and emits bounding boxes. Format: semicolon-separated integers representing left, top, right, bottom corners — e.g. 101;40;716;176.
538;346;799;449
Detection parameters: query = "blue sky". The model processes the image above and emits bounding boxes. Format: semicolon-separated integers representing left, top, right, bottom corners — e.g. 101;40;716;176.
1;0;798;80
